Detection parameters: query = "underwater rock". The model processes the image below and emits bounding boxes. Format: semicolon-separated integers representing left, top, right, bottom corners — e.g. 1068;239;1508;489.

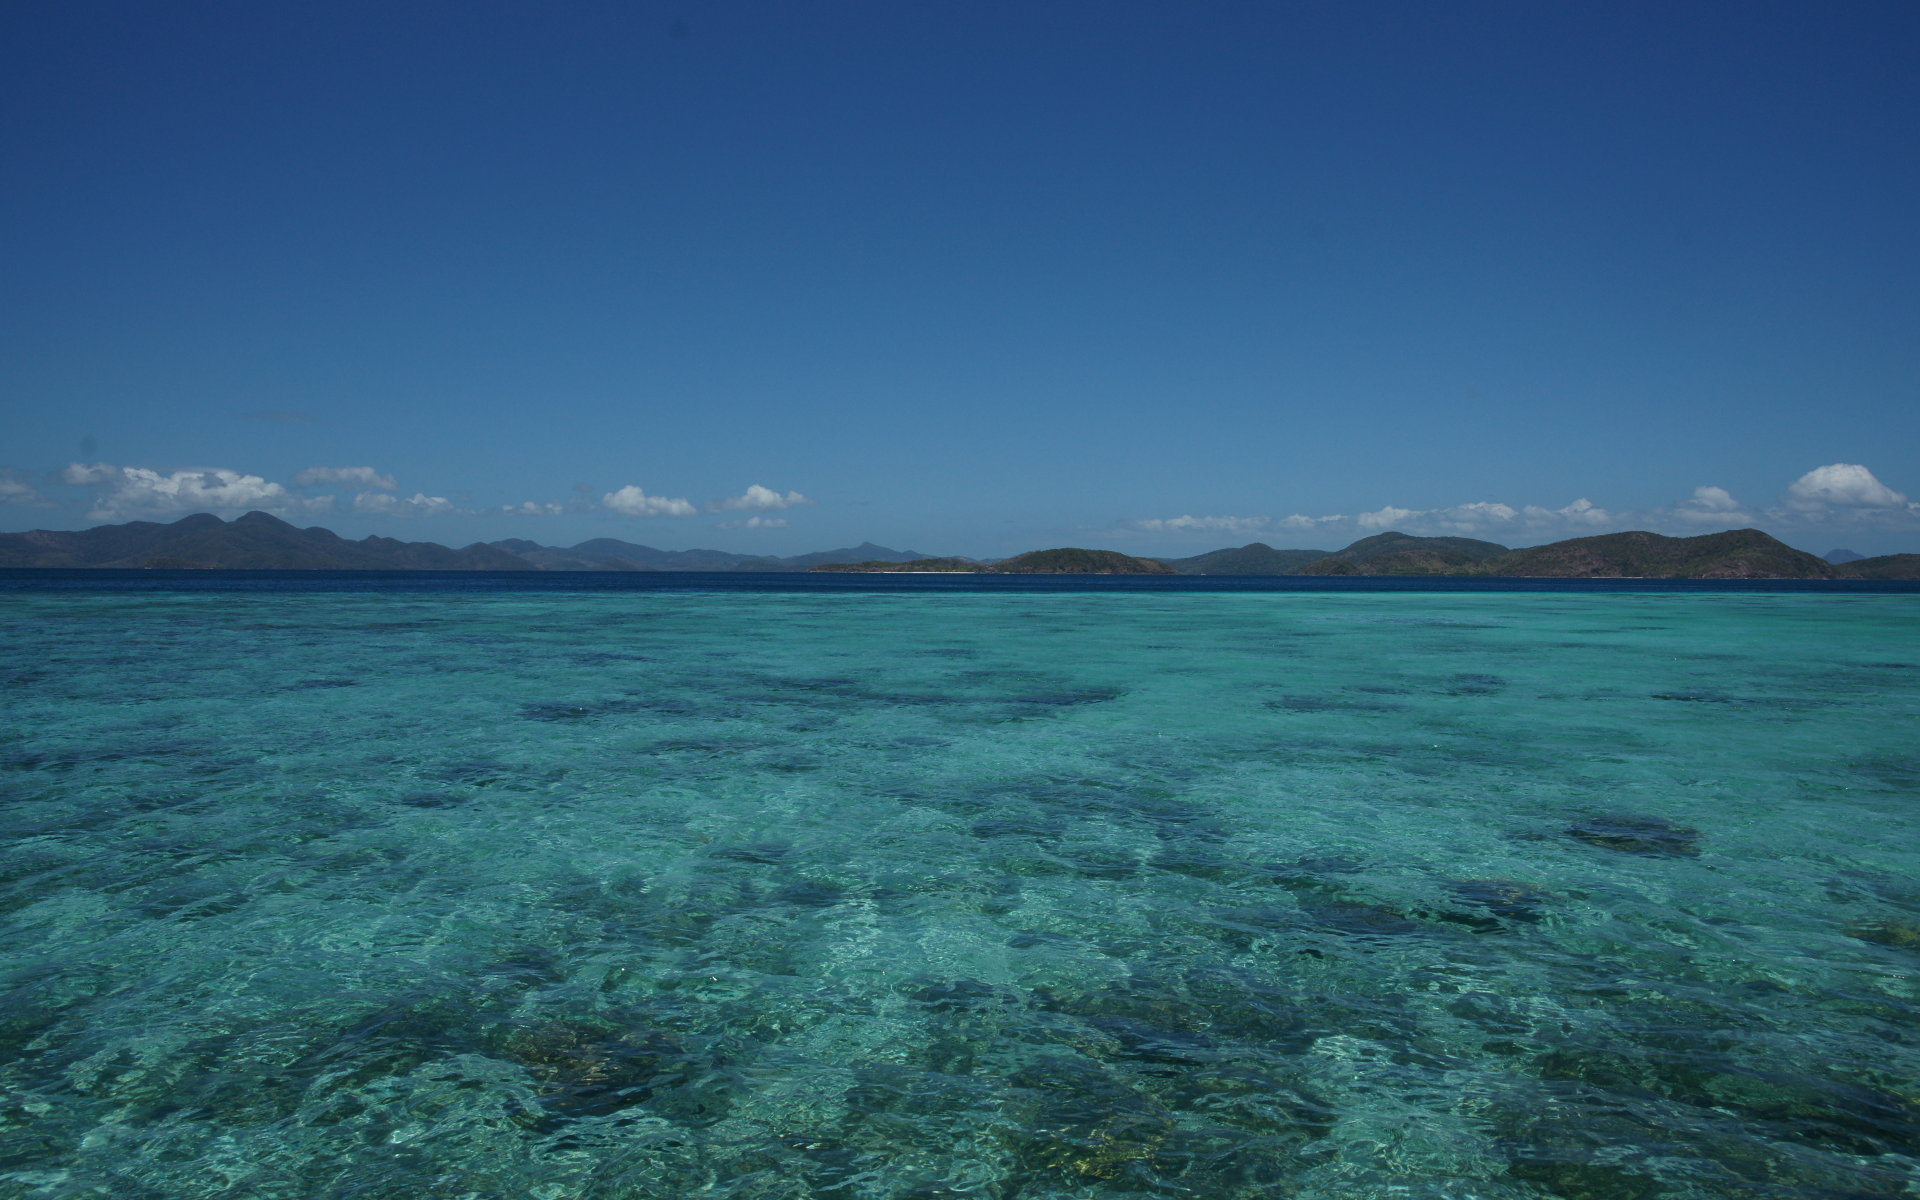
1567;815;1701;857
396;790;469;809
518;697;647;721
518;701;599;721
427;759;513;787
1034;981;1215;1040
1058;846;1139;880
1181;967;1312;1049
1845;918;1920;949
709;842;792;864
1505;1155;1667;1200
1267;855;1368;893
768;878;843;908
477;947;567;989
1164;1062;1336;1142
1005;1056;1175;1182
1008;687;1125;708
1124;795;1230;842
1265;694;1406;713
306;996;488;1094
1297;898;1428;938
1440;878;1550;928
969;816;1062;841
496;1019;693;1124
134;878;249;921
1085;1014;1219;1066
1149;849;1267;885
907;978;1016;1012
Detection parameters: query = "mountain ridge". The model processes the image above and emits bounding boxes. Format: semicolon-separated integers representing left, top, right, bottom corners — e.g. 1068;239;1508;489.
1;515;1914;578
1476;528;1836;579
486;537;936;572
1298;532;1512;576
0;511;529;570
1159;542;1331;575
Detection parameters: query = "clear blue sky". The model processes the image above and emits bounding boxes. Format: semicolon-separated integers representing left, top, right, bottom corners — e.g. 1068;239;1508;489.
4;1;1917;555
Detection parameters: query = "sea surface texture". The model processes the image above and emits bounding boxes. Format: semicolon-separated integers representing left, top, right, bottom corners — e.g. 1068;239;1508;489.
2;581;1917;1199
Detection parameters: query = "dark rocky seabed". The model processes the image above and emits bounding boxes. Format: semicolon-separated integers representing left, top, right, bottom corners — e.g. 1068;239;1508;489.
1;577;1916;1198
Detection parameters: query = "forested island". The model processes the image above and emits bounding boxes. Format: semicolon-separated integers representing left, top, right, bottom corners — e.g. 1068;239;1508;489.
818;548;1174;575
823;530;1916;579
2;513;1917;578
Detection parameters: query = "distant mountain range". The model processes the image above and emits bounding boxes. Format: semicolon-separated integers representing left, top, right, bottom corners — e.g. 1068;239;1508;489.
0;515;943;571
1476;529;1835;579
1;513;1916;578
1294;532;1509;576
1165;530;1918;579
819;548;1172;575
0;511;530;570
1160;543;1330;574
482;537;938;572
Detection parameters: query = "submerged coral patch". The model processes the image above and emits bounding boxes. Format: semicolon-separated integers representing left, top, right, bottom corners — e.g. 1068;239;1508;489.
1567;815;1702;856
0;583;1914;1198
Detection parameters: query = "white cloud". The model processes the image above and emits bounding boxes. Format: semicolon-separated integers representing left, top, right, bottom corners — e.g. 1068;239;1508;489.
1356;505;1421;531
354;491;454;517
1671;485;1753;525
718;515;788;529
1685;485;1742;512
1356;501;1528;536
1127;469;1920;551
1133;515;1270;533
1785;463;1908;511
64;462;302;520
295;466;396;490
709;484;813;512
1522;498;1614;527
1427;501;1518;533
61;462;118;485
1275;513;1348;529
0;471;48;506
602;485;696;518
1139;497;1620;544
502;501;564;516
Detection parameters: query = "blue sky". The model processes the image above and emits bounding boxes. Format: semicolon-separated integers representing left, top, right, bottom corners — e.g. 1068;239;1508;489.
4;1;1917;556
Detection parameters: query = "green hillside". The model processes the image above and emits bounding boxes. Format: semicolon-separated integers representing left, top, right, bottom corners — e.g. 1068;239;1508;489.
1298;532;1510;576
1480;529;1835;578
0;511;530;570
813;558;991;573
1162;542;1330;574
993;548;1176;574
1834;553;1920;580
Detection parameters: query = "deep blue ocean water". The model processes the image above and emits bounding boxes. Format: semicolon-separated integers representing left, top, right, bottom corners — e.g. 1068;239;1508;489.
2;572;1917;1198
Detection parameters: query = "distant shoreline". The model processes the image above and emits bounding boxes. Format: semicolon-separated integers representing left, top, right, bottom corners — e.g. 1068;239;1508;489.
5;567;1919;598
4;513;1916;579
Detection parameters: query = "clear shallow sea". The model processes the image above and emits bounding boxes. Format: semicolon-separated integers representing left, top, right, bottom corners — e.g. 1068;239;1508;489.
2;573;1917;1200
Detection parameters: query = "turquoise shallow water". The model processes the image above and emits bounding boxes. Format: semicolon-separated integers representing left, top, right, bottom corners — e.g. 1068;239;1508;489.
1;585;1917;1199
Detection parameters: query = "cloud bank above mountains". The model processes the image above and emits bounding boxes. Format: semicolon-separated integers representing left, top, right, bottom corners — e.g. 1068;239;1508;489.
709;485;812;513
61;463;304;522
18;458;1917;554
1131;465;1916;547
42;463;820;531
1784;464;1910;512
293;466;396;491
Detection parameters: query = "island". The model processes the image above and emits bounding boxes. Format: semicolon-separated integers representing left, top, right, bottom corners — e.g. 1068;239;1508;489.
4;515;1917;578
815;548;1175;575
812;557;994;573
